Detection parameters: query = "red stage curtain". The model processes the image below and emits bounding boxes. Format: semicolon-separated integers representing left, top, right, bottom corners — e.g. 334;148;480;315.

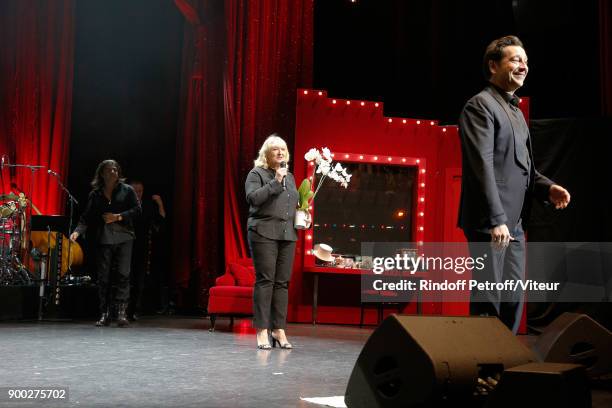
0;1;74;215
223;0;313;262
172;0;312;307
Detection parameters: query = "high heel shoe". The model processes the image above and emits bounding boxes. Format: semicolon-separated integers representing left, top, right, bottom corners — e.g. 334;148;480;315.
270;332;293;349
256;329;271;350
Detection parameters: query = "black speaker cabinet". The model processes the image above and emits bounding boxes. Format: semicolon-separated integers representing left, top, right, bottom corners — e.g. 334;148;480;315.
485;362;591;408
534;312;612;378
345;315;536;408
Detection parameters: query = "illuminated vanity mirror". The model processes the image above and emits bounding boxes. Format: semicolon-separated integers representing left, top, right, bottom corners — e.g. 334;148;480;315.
309;154;425;267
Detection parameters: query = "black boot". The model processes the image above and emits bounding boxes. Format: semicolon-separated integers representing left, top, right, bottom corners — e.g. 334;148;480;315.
117;303;129;327
96;309;111;327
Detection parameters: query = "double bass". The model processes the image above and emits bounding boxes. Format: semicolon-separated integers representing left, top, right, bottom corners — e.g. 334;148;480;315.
29;207;84;277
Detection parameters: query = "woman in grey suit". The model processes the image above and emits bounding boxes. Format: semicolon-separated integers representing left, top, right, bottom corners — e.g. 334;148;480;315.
245;135;299;349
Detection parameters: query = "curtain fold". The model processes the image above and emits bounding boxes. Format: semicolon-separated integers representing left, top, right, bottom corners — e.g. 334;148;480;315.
173;0;312;307
0;0;75;215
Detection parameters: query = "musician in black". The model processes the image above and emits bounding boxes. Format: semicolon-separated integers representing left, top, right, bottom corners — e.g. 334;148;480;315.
70;159;141;327
128;180;166;321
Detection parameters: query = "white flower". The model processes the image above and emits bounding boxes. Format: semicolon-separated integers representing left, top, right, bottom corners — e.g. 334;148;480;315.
321;147;332;161
333;163;343;172
317;160;331;175
304;148;320;162
328;171;340;181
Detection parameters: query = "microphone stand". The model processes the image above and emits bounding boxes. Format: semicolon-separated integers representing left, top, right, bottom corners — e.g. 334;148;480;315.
47;170;79;281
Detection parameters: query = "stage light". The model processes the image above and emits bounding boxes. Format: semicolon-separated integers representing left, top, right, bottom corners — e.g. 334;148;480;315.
402;158;406;163
519;98;523;103
388;118;393;123
360;101;365;106
419;212;424;217
442;128;447;132
373;156;378;161
307;235;312;240
318;91;323;96
397;211;405;217
430;121;434;125
419;226;424;231
309;162;314;166
303;90;308;95
332;99;337;104
345;154;349;158
374;102;379;107
402;119;407;124
416;120;421;125
346;100;351;105
307;250;312;255
420;197;425;202
359;155;363;159
421;169;426;174
420;182;425;187
387;157;392;161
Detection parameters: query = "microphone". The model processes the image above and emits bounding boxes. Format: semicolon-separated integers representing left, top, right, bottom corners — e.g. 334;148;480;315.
280;161;287;189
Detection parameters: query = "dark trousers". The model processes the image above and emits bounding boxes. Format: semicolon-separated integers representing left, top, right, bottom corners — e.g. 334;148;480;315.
96;240;133;313
464;224;525;334
248;230;296;329
129;242;147;314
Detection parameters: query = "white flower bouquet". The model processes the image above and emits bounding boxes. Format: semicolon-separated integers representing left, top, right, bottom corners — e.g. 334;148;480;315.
295;147;351;229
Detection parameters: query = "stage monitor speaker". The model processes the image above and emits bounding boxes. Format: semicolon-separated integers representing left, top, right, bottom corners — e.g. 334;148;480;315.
485;362;591;408
533;312;612;378
344;315;536;408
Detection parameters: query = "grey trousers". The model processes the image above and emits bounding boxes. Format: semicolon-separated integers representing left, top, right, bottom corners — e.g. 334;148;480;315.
464;223;526;334
248;230;296;329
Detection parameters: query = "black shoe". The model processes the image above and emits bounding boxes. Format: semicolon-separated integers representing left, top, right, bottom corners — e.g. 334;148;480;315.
117;303;129;328
270;333;293;349
96;312;111;327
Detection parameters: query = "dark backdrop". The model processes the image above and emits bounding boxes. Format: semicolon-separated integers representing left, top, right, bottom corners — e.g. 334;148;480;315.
314;0;603;123
68;0;183;300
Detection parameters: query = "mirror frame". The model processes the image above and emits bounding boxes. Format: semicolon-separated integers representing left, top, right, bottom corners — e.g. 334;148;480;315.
303;152;427;268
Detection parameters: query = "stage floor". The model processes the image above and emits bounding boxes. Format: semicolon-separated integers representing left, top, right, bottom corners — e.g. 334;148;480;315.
0;317;371;408
1;316;610;408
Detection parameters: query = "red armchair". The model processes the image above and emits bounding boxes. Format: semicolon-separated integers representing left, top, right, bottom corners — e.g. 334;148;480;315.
207;258;255;331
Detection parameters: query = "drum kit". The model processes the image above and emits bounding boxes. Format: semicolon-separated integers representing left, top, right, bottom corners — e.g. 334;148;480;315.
0;191;33;285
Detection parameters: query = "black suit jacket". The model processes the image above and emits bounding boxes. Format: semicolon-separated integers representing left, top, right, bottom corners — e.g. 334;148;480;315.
458;85;553;232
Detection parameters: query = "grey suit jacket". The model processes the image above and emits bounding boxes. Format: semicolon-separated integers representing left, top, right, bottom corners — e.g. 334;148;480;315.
458;85;553;232
245;166;299;241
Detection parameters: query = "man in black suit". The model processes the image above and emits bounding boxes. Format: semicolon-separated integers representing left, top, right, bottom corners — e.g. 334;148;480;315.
458;35;571;333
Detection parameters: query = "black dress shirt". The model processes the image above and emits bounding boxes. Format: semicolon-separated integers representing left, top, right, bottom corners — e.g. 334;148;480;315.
490;84;531;173
245;166;299;241
75;182;142;245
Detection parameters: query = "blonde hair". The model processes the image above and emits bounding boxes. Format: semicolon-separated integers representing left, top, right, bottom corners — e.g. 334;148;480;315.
254;134;290;168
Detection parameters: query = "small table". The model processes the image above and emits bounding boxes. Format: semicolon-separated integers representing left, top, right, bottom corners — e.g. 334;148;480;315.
303;266;422;325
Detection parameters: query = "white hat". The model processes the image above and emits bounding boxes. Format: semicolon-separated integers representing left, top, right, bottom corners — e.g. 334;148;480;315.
313;243;334;262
